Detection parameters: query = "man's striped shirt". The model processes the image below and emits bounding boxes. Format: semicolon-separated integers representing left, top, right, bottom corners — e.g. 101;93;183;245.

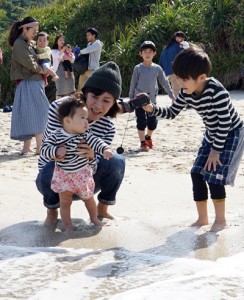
151;78;243;151
38;97;116;170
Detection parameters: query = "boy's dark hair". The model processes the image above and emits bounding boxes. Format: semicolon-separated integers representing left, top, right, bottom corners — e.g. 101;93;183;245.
86;27;98;38
37;32;49;40
172;46;212;80
58;96;86;124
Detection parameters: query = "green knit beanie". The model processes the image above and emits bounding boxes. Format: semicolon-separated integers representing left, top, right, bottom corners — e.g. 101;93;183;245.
84;61;122;99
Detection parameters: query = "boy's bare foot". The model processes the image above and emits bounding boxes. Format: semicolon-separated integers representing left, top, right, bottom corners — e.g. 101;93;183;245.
190;218;209;227
209;220;227;232
97;203;115;220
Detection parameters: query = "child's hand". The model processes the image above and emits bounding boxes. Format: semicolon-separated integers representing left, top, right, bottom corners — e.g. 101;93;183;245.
142;103;154;113
56;145;66;161
204;149;222;172
103;148;113;160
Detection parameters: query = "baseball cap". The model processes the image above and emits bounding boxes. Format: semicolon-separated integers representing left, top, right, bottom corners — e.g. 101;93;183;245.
140;41;156;51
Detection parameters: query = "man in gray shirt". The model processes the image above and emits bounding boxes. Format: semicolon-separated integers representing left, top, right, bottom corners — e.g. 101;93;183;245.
77;28;103;92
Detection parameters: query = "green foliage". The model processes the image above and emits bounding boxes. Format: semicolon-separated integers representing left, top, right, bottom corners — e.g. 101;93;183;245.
0;0;243;105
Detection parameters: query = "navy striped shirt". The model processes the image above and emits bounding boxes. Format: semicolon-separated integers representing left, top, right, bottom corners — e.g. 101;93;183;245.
151;78;243;151
40;128;109;172
38;97;116;170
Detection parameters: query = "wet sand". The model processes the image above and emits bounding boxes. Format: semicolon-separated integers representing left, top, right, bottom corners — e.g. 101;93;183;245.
0;91;244;261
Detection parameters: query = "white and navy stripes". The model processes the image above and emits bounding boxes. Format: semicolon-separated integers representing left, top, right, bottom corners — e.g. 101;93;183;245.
40;128;109;172
38;97;116;170
151;78;243;152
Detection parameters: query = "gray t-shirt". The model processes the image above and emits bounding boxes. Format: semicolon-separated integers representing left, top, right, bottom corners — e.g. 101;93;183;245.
129;63;175;103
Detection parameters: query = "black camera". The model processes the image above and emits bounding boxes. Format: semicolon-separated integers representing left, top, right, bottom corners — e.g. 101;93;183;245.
120;94;151;113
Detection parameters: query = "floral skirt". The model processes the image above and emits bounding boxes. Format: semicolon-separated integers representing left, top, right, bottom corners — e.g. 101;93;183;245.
51;164;94;200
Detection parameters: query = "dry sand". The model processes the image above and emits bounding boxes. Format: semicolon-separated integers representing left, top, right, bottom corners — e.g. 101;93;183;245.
0;91;244;261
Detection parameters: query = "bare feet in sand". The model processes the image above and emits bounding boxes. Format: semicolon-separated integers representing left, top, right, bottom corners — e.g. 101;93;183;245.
44;209;58;230
97;203;115;220
209;220;227;232
190;218;209;227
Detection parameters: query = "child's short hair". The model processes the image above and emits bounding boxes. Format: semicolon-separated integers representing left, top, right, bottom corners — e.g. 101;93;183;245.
58;96;86;124
37;31;49;40
172;46;212;80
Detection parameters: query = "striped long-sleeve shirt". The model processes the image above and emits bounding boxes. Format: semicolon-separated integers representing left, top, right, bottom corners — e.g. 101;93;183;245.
40;128;109;172
38;97;116;171
150;78;243;152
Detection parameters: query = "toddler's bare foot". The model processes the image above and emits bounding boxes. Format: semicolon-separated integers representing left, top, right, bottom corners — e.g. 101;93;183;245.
64;225;74;234
97;203;115;220
91;218;105;227
209;220;227;232
190;218;209;227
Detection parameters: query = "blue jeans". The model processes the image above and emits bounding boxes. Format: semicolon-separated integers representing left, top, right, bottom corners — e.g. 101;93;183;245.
36;153;125;209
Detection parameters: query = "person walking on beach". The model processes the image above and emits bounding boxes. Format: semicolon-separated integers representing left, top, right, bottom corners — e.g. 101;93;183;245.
159;31;189;97
51;35;76;99
40;96;113;232
143;46;244;232
129;41;175;151
77;28;103;92
36;61;125;228
8;16;49;155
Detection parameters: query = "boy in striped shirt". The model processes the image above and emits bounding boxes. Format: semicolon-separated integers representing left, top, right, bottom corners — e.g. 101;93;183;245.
143;46;244;232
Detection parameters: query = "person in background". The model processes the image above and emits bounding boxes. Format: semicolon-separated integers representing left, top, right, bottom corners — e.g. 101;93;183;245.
8;16;49;155
159;31;189;97
143;47;244;232
77;28;103;92
51;35;76;99
129;41;175;152
61;44;75;79
36;31;59;81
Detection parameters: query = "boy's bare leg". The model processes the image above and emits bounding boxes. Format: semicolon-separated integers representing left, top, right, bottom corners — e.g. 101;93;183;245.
85;197;104;226
210;199;227;232
60;191;73;232
70;71;75;79
191;200;209;226
97;203;114;220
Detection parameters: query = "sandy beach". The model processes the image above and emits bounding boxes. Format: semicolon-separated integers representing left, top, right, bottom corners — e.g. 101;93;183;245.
0;91;244;299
